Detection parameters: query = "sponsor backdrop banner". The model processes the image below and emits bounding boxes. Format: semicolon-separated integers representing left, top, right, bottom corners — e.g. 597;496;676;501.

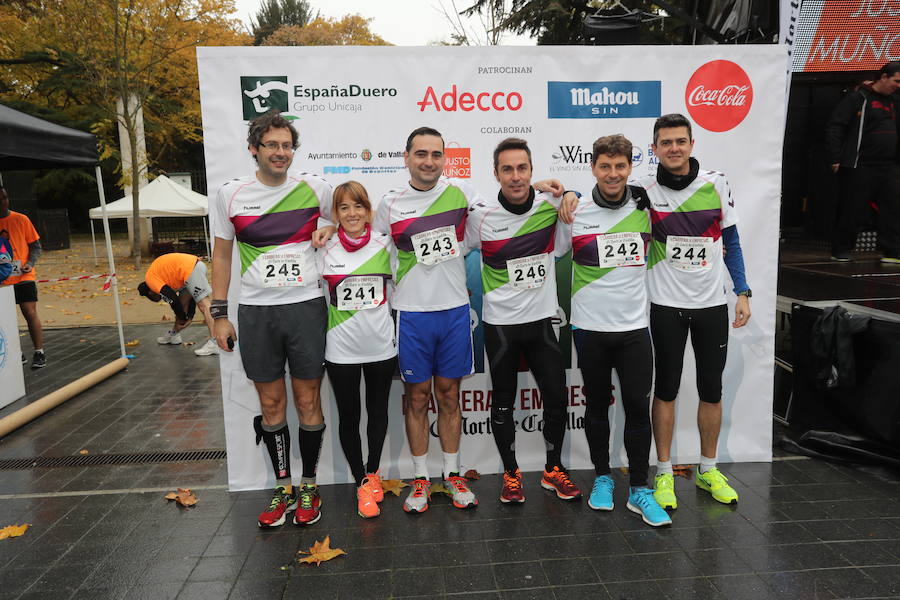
0;285;25;410
198;45;785;491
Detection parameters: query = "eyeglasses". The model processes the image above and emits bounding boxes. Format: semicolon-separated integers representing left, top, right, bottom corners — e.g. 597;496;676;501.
259;141;295;152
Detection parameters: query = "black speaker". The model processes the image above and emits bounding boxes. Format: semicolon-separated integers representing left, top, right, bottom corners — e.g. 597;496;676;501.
584;10;642;45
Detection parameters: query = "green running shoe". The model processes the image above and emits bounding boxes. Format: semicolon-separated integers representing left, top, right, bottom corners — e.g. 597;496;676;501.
653;472;677;510
695;467;738;505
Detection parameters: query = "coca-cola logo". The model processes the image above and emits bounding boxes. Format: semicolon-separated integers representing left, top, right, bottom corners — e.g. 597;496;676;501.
685;60;753;133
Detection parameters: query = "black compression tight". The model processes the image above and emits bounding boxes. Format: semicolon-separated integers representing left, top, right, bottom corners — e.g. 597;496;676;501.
325;357;396;485
574;328;653;487
484;318;568;473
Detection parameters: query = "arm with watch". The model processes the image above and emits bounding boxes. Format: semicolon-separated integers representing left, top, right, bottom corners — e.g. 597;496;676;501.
722;225;751;328
210;236;237;351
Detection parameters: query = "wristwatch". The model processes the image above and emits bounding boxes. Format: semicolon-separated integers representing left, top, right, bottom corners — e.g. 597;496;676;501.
737;289;752;298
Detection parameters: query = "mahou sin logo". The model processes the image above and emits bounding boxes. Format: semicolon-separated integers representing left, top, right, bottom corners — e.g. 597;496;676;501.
685;60;753;133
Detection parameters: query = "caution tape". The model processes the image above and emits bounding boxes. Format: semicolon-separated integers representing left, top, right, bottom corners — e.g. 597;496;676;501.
35;273;116;291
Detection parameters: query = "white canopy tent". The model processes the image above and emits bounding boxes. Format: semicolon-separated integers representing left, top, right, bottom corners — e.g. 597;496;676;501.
88;174;210;263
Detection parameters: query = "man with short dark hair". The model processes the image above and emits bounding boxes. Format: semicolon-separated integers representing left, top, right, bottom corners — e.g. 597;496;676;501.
374;126;482;513
0;187;46;368
467;138;581;505
210;110;333;528
638;113;751;510
826;61;900;263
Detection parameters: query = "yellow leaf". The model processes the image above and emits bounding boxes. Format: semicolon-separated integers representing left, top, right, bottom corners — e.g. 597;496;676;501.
82;315;94;320
164;488;198;507
298;535;347;566
429;483;450;497
0;524;30;540
124;339;140;347
380;479;408;497
79;449;89;455
184;342;195;347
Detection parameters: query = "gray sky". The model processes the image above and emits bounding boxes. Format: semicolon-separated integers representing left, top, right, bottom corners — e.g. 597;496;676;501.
232;0;536;46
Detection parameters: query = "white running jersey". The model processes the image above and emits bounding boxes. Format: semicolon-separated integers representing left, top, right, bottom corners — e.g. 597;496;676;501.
373;178;481;312
211;173;333;306
635;170;738;309
321;233;397;364
556;192;651;332
466;192;560;325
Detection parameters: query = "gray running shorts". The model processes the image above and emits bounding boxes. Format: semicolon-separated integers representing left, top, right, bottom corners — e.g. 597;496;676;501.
238;297;327;382
184;261;212;302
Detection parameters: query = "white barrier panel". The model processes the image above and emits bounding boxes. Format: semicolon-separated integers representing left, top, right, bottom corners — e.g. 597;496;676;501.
0;285;25;410
198;45;785;491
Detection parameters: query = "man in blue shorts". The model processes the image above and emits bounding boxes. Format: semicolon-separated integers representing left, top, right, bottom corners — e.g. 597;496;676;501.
374;127;481;513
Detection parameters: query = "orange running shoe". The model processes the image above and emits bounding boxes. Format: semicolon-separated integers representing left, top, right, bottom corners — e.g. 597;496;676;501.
500;469;525;504
541;466;582;500
365;470;384;503
357;477;380;518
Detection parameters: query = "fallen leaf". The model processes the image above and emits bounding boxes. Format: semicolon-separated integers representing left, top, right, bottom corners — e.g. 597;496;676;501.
0;524;30;540
618;467;629;475
429;483;450;497
82;315;94;320
79;449;89;455
161;315;170;321
164;488;198;507
380;479;408;496
79;339;87;343
297;536;346;566
673;465;693;479
184;342;196;347
464;469;480;480
124;339;140;347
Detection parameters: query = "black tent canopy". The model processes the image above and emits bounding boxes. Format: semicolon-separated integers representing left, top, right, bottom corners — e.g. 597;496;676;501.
0;103;125;355
0;104;98;170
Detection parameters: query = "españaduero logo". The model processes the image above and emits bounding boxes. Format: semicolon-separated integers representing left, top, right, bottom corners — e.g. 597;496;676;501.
547;81;661;119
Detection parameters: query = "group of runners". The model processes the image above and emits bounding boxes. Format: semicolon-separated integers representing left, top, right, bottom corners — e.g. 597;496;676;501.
208;110;751;530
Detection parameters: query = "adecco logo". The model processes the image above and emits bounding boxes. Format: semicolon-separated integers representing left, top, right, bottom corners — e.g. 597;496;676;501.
685;60;753;133
444;143;471;178
416;85;523;112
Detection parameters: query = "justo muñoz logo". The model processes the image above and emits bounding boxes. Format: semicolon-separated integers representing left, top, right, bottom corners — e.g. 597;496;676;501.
685;60;753;133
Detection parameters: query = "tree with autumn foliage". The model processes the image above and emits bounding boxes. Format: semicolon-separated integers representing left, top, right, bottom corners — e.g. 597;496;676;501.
262;15;391;46
0;0;249;264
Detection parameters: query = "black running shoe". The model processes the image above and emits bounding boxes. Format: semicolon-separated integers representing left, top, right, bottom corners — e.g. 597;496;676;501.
31;351;46;369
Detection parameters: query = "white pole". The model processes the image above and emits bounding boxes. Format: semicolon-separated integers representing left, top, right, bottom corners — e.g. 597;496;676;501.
95;166;126;357
90;219;98;267
203;216;211;259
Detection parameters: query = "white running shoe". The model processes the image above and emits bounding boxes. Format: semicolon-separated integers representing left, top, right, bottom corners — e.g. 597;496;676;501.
156;330;182;345
194;338;219;356
445;474;478;509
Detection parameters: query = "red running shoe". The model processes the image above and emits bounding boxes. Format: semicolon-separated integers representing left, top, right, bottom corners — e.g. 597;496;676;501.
292;483;322;526
257;485;297;528
541;466;582;500
499;469;525;504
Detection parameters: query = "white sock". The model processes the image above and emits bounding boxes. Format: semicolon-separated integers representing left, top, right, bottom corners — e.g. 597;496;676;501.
442;451;459;478
699;455;717;474
411;454;429;480
35;348;44;354
656;460;673;475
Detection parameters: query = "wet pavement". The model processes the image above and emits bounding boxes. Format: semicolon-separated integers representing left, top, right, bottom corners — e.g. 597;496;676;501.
0;324;899;599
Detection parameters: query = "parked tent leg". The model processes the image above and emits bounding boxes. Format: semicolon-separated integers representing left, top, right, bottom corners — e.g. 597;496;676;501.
203;216;211;259
90;220;98;267
95;166;126;357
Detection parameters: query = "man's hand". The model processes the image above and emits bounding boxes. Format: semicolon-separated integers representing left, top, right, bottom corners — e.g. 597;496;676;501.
533;179;564;197
732;295;751;328
558;191;580;225
312;225;337;248
21;264;33;273
214;318;238;352
830;163;840;174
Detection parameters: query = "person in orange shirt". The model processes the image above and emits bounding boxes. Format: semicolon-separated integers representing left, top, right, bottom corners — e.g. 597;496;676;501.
0;187;46;368
137;252;218;356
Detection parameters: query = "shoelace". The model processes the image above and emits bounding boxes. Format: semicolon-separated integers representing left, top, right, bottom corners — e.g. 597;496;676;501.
703;470;728;487
503;473;522;491
299;486;315;509
592;478;613;495
411;479;429;497
447;476;469;493
268;487;288;511
553;469;574;487
632;488;655;508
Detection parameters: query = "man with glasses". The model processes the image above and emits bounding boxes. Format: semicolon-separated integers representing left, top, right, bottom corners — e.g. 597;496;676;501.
210;110;333;528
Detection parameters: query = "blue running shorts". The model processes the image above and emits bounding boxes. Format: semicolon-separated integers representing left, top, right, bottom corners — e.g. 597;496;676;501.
397;304;473;383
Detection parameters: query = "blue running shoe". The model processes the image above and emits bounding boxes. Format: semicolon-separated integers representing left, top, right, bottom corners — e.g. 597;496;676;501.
627;487;672;527
587;475;614;511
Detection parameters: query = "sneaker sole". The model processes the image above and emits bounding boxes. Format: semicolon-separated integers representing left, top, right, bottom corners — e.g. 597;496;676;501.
293;511;322;526
587;499;614;511
357;509;380;519
540;480;581;500
626;501;672;527
31;364;46;369
403;503;429;513
695;480;738;505
499;496;525;504
257;503;294;528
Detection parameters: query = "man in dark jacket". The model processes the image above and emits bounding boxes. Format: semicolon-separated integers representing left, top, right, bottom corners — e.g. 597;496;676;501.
825;61;900;263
